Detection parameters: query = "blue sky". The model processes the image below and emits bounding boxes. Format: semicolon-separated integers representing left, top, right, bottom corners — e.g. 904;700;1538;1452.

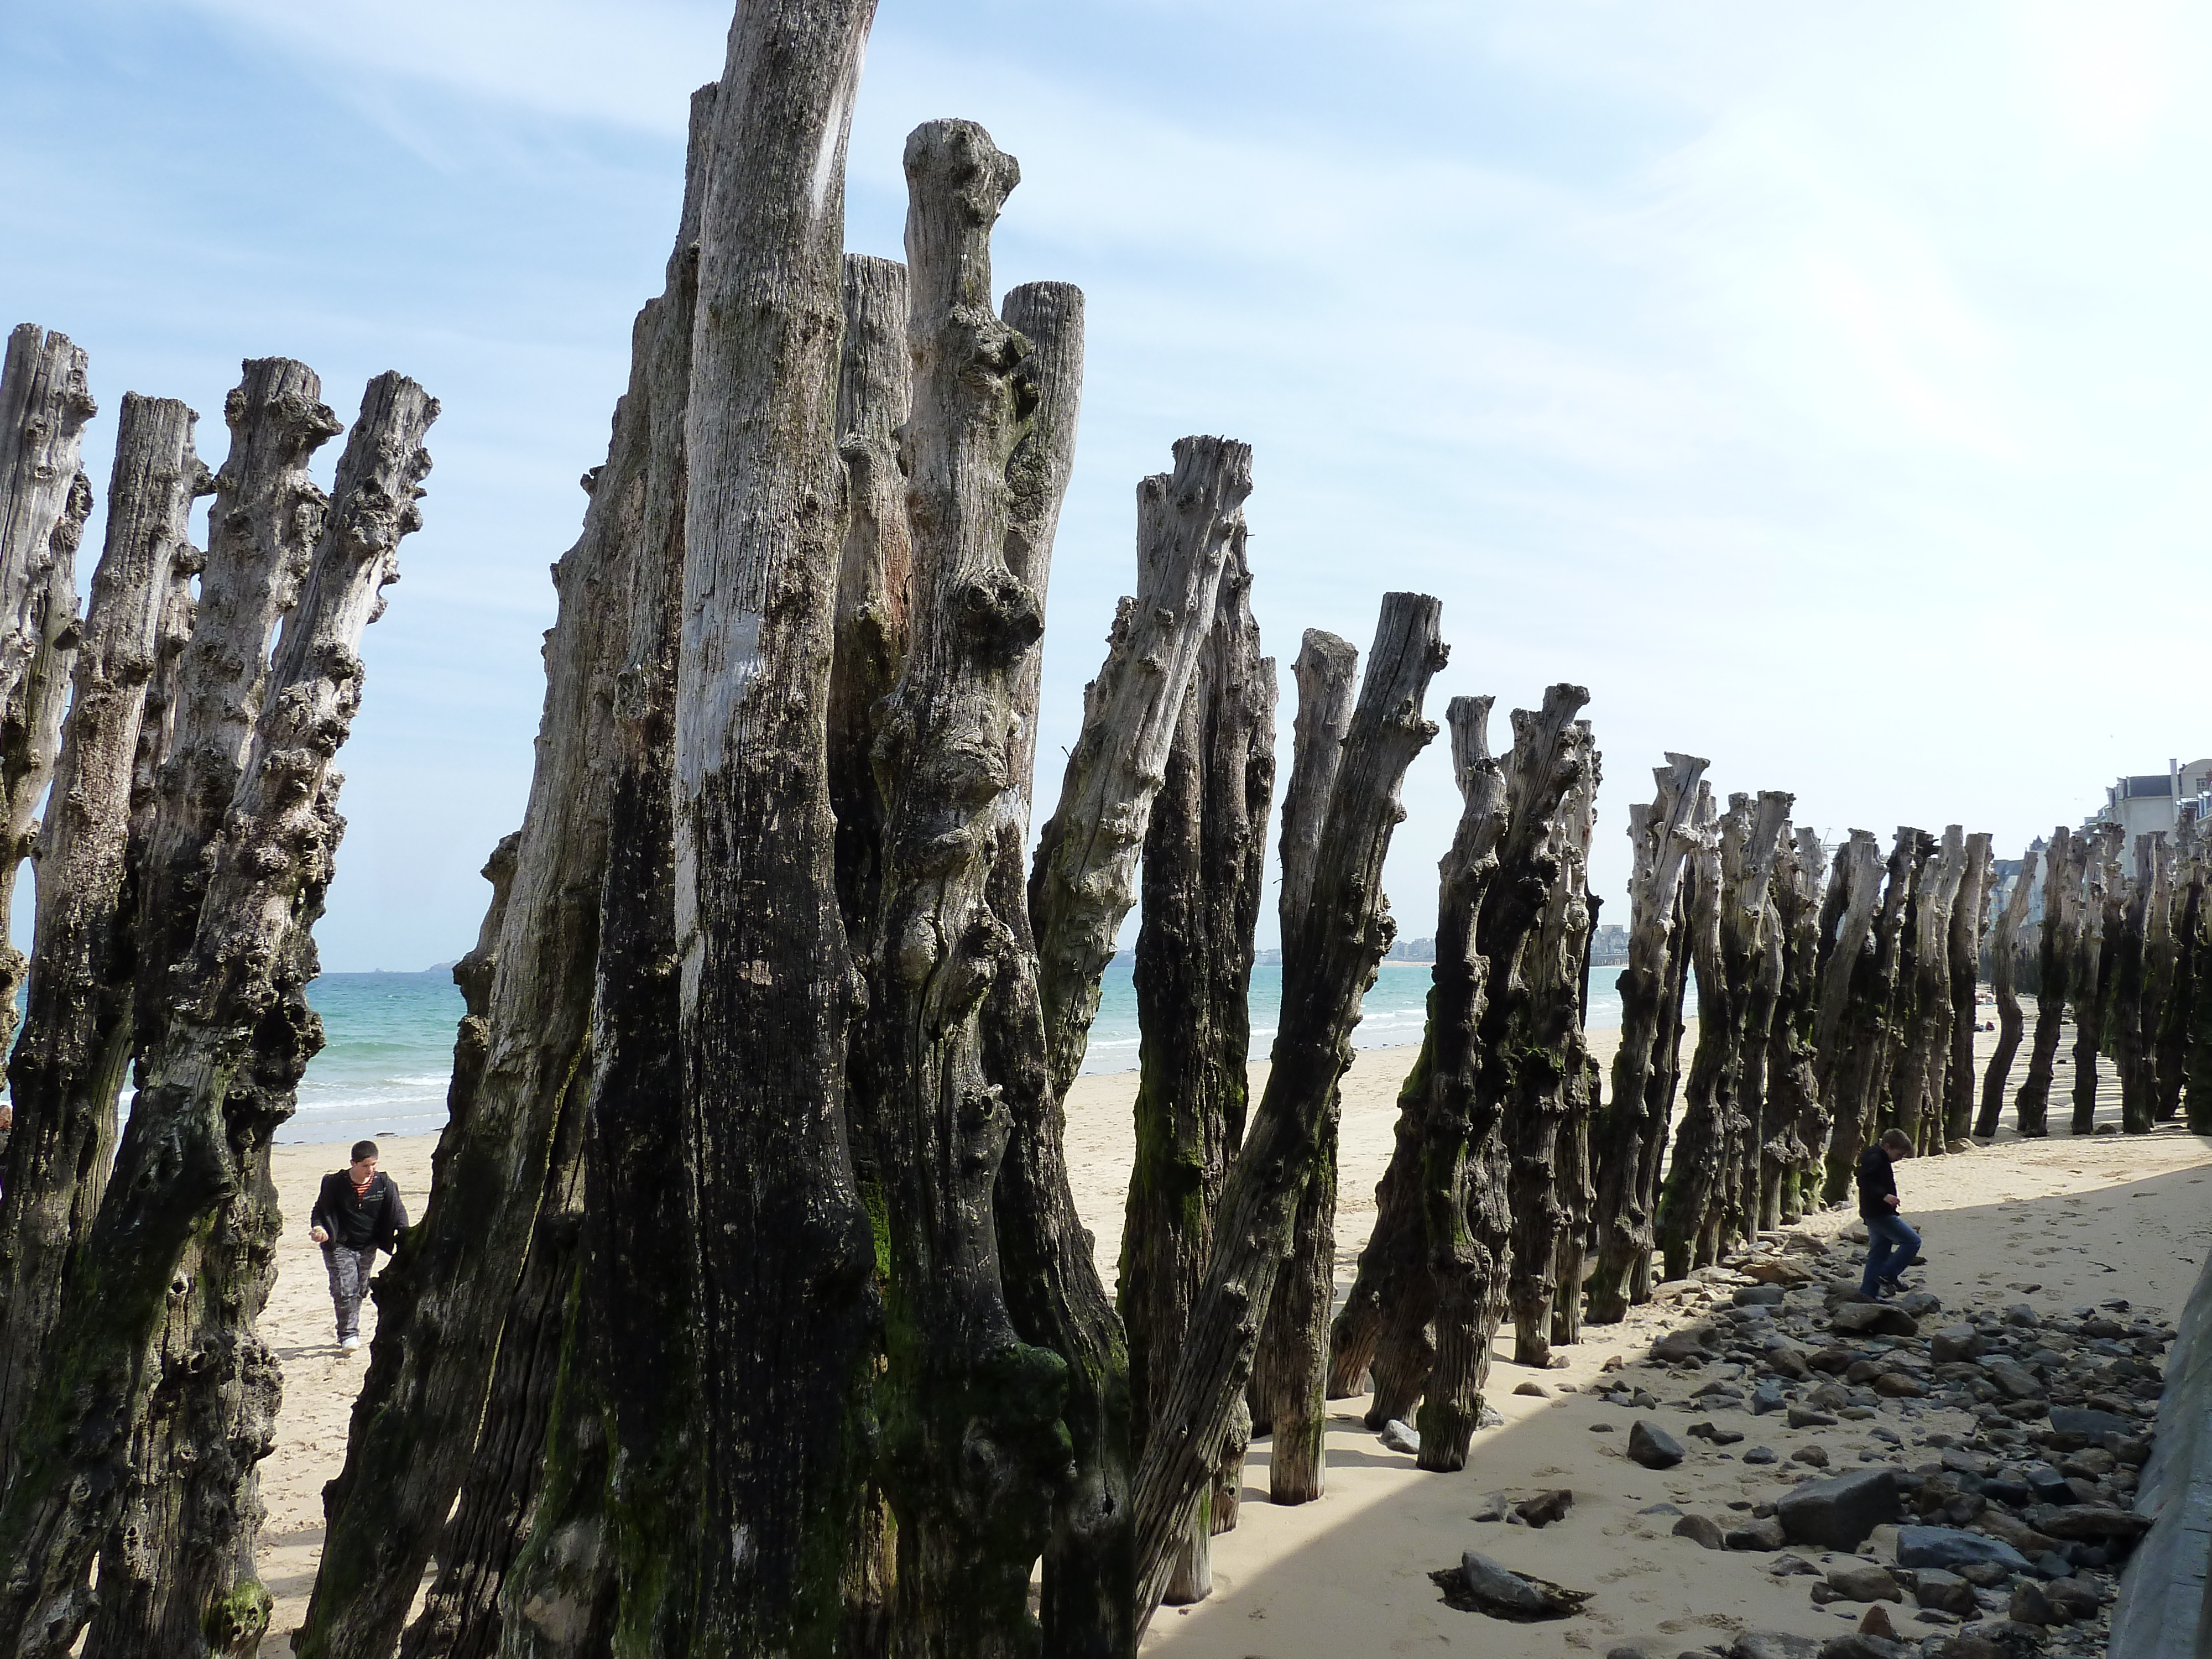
5;1;2208;969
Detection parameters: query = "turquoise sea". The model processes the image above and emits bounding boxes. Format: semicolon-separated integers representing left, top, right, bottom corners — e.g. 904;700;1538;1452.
254;958;1635;1146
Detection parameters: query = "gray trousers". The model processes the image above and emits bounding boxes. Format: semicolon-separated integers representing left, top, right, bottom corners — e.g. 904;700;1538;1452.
323;1243;377;1341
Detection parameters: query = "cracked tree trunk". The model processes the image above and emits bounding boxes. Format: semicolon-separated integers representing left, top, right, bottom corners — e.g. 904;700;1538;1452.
1822;828;1916;1201
392;89;714;1659
1504;709;1600;1366
2016;827;2079;1138
2115;835;2157;1135
0;375;432;1659
1761;827;1823;1228
1352;697;1501;1439
867;117;1071;1659
2155;838;2195;1123
1707;797;1793;1254
830;251;914;947
0;394;208;1489
2072;830;2122;1134
296;310;657;1659
1118;535;1274;1601
1245;628;1354;1510
674;20;882;1656
1002;434;1235;1659
2184;831;2212;1134
1585;754;1704;1322
1335;1034;1433;1423
1892;826;1965;1154
1977;845;2039;1136
90;361;345;1659
1808;831;1883;1193
1418;688;1597;1460
1942;832;1992;1144
1130;593;1444;1629
824;244;915;1659
0;326;98;1064
1657;790;1789;1275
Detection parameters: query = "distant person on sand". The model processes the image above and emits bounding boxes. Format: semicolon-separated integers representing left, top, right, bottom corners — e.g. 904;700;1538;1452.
1857;1127;1919;1299
310;1140;407;1353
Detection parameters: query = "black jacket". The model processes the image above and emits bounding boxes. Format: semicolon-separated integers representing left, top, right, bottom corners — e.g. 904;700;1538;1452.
312;1170;408;1253
1855;1144;1898;1221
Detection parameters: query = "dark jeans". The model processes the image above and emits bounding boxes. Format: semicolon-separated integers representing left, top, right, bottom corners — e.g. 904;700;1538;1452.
323;1243;378;1342
1861;1211;1921;1296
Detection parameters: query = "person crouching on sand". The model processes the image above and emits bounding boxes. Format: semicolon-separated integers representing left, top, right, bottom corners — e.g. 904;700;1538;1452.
310;1139;408;1353
1856;1127;1919;1299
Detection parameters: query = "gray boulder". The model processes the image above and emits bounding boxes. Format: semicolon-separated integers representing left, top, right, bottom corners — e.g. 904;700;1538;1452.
1379;1418;1420;1455
1913;1568;1979;1615
2007;1580;2054;1625
1931;1326;1983;1363
1459;1550;1549;1614
1726;1517;1787;1551
2042;1577;2101;1619
2045;1405;2130;1443
1982;1359;2043;1402
1629;1420;1687;1469
1673;1514;1726;1550
1832;1303;1919;1338
2023;1501;2151;1541
1824;1562;1902;1602
1471;1489;1514;1522
1894;1525;2031;1572
1777;1468;1898;1550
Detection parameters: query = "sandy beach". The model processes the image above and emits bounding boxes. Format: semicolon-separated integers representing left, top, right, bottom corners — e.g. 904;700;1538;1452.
255;1014;2212;1654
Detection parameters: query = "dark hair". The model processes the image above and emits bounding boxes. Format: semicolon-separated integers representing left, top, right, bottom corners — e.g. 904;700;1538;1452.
351;1140;380;1163
1879;1129;1912;1154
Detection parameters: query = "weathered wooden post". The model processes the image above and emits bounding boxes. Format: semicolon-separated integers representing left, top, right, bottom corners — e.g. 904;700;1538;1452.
1764;826;1824;1227
1822;828;1917;1199
93;361;347;1657
1584;753;1704;1322
0;375;434;1658
2016;826;2078;1136
1656;790;1788;1275
2157;832;2200;1123
0;326;97;1062
1130;593;1444;1627
2147;834;2183;1121
1421;687;1587;1454
1976;844;2039;1136
402;95;718;1659
2072;828;2123;1134
1119;533;1274;1596
1891;826;1965;1154
0;394;210;1484
1942;832;1992;1143
1011;432;1242;1653
1503;708;1599;1366
1244;628;1348;1512
2115;834;2157;1134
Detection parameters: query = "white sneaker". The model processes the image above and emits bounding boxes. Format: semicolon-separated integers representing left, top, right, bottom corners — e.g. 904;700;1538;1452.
340;1335;361;1353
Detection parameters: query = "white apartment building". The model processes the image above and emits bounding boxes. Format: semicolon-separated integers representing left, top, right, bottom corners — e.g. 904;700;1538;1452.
2088;757;2212;842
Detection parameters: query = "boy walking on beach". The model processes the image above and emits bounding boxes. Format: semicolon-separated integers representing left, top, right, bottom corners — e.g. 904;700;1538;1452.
310;1140;407;1353
1857;1127;1921;1298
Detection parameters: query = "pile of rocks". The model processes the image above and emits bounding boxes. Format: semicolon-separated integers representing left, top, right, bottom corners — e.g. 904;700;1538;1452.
1585;1231;2171;1659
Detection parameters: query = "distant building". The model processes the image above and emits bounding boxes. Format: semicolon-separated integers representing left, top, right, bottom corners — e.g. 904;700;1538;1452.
2087;757;2212;843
